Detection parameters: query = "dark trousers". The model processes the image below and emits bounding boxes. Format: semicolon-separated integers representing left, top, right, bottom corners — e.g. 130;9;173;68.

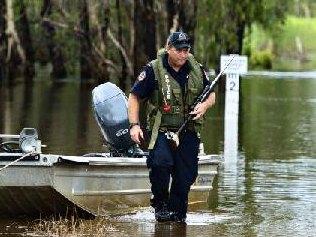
147;130;200;219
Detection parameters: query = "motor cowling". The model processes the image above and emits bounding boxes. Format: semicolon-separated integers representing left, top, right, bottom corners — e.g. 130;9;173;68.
92;82;135;152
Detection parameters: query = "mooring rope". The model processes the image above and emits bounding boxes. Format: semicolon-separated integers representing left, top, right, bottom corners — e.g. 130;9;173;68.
0;152;37;173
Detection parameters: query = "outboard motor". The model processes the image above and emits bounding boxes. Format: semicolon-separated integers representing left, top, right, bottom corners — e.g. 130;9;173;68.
92;82;145;157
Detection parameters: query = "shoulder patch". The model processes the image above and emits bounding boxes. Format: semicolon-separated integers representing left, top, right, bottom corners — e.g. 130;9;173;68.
137;70;146;81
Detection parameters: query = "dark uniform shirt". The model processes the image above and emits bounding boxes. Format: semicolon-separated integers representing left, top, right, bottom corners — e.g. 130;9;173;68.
131;54;212;100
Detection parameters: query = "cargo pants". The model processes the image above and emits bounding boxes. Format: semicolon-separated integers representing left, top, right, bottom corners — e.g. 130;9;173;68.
147;130;200;220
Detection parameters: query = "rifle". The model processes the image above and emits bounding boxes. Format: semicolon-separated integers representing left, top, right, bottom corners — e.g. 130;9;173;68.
166;55;236;147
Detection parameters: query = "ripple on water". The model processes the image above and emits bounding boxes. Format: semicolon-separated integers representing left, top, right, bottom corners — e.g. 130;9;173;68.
116;208;238;226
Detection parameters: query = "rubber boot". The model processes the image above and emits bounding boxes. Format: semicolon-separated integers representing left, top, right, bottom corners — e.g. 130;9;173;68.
155;203;172;222
170;212;186;223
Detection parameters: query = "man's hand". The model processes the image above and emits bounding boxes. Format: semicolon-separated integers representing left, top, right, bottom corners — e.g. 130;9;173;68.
190;102;208;120
130;125;144;144
190;92;216;120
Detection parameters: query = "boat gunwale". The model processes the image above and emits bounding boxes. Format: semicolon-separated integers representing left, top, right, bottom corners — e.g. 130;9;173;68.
0;153;222;167
58;154;222;167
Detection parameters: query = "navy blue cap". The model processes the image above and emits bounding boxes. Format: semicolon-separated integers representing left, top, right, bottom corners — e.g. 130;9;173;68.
168;32;190;49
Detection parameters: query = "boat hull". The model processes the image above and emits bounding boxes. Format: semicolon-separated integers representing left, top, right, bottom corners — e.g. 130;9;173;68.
0;153;221;217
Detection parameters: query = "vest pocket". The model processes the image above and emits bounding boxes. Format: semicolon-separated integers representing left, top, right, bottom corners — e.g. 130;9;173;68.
188;87;199;104
172;88;182;105
158;89;183;128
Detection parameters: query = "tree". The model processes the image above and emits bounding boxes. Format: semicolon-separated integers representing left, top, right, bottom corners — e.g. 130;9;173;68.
178;0;198;51
41;0;67;79
99;0;110;83
5;0;27;83
16;0;35;82
0;0;295;89
116;0;127;91
195;0;293;92
166;0;198;51
133;0;156;79
0;0;7;82
196;0;293;66
166;0;177;32
78;0;92;80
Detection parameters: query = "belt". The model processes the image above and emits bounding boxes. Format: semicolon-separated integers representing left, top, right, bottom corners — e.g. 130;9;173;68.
159;126;196;133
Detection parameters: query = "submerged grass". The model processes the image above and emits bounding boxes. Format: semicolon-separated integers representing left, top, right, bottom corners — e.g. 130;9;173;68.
27;216;125;237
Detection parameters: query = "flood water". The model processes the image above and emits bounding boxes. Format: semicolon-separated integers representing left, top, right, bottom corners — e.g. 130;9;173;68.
0;74;315;236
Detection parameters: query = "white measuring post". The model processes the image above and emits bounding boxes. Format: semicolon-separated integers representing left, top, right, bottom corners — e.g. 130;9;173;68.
221;54;248;165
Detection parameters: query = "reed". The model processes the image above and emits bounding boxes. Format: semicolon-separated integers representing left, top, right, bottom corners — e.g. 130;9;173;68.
28;216;121;237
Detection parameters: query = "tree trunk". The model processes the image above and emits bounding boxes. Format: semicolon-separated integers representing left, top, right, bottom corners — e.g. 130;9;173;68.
17;0;35;82
116;0;127;91
123;1;134;62
133;0;156;80
178;0;197;50
155;2;168;49
79;0;92;80
236;20;246;54
6;0;26;84
0;0;7;82
41;0;67;79
214;27;225;93
166;0;178;32
0;87;4;131
97;0;110;84
85;0;111;83
166;0;197;51
224;5;244;55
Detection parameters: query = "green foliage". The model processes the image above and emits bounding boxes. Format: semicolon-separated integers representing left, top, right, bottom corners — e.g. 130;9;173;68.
1;0;303;81
288;0;316;17
249;16;316;70
250;50;274;69
275;16;316;54
195;0;293;69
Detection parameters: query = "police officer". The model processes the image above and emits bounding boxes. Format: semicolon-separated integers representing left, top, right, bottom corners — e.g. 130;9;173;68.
128;32;215;222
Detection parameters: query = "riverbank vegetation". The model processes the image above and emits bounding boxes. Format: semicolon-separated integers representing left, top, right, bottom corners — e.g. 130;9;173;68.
249;16;316;70
0;0;315;88
28;216;122;237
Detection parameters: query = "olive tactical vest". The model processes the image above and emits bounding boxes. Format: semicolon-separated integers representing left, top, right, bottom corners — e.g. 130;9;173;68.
147;49;205;133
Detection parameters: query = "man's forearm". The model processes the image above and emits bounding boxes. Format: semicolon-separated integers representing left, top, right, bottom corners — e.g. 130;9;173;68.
128;93;140;123
202;92;216;109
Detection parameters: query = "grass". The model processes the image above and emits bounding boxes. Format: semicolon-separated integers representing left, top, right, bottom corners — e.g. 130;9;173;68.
249;16;316;71
26;216;124;237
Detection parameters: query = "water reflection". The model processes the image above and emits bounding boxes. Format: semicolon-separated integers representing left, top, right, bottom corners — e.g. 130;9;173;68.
0;76;315;236
241;77;315;160
116;208;238;236
153;223;187;237
0;81;104;155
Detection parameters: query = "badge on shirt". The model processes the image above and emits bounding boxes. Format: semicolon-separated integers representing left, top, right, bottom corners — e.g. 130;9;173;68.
137;71;146;81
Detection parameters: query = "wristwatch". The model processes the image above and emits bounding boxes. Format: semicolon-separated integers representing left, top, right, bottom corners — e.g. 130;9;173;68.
129;122;140;129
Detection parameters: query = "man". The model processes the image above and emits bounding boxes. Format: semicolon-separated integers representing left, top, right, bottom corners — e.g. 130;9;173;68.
128;32;216;222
